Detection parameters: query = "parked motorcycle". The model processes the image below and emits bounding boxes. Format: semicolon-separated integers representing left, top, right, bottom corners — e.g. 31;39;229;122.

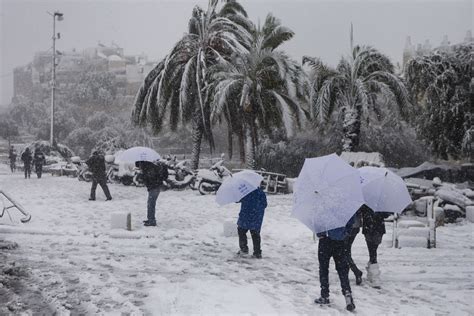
107;162;135;186
195;159;232;195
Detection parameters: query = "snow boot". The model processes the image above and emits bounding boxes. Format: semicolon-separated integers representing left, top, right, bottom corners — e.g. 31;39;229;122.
366;263;381;288
355;271;363;286
314;297;330;305
252;253;262;259
344;293;355;311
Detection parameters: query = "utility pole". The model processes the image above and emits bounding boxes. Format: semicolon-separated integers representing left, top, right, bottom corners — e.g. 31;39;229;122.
49;11;63;147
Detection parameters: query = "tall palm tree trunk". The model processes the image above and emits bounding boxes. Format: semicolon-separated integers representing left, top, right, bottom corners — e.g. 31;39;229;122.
245;128;255;169
191;112;204;170
342;106;361;152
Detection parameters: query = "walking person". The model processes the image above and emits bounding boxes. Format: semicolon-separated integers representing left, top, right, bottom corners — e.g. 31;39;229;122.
314;216;356;312
86;151;112;201
8;146;17;173
361;205;391;288
33;148;46;178
21;147;32;179
136;160;168;227
345;209;363;285
236;187;267;259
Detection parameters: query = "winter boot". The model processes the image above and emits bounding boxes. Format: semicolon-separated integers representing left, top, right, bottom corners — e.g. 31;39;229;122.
314;297;330;305
366;263;381;288
344;293;355;311
355;271;363;286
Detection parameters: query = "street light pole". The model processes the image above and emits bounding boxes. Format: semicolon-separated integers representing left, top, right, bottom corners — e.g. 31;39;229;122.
49;11;63;147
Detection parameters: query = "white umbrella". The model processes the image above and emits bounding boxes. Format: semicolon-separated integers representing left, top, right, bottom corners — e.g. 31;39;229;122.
216;170;263;206
292;153;365;234
115;146;161;163
359;166;412;214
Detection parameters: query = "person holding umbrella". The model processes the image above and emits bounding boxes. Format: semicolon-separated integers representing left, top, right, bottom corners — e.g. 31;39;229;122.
236;187;267;259
136;160;168;227
361;205;391;288
86;150;112;201
358;166;412;288
115;147;165;227
216;170;267;258
292;154;366;312
344;209;363;285
314;217;356;311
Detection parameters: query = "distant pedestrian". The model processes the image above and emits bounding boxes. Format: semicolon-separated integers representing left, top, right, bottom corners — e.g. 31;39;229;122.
345;209;363;285
361;205;391;288
314;215;356;312
236;187;267;259
86;151;112;201
8;146;17;173
21;147;32;179
33;148;46;178
136;160;168;226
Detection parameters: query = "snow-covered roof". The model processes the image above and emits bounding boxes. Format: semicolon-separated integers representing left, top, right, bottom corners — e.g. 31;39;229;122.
339;151;385;167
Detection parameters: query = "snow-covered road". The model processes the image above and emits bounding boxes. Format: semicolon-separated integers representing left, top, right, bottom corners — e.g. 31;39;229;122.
1;167;473;315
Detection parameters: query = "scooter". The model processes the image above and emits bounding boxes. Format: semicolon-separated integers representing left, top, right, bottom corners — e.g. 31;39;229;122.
196;159;232;195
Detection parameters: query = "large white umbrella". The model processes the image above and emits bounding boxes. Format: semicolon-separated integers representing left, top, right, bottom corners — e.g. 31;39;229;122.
292;153;365;234
359;166;412;213
216;170;263;206
115;146;161;163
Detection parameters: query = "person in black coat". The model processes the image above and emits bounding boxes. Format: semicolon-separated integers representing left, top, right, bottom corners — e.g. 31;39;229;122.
361;205;391;288
86;151;112;201
33;148;46;178
136;161;168;226
21;147;32;179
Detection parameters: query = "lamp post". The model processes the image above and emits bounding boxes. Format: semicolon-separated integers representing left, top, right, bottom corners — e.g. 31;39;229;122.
49;11;63;147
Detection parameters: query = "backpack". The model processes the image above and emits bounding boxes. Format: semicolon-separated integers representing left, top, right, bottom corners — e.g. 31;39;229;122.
156;162;169;183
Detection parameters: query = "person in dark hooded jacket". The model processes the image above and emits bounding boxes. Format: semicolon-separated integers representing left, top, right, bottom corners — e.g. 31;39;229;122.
237;187;267;259
21;147;32;179
33;148;46;178
86;151;112;201
136;161;168;227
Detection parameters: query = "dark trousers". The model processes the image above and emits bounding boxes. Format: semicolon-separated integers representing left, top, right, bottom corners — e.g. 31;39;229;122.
35;164;43;178
147;187;160;222
24;164;31;178
318;237;351;298
90;178;112;200
345;230;362;277
238;227;261;255
366;241;379;264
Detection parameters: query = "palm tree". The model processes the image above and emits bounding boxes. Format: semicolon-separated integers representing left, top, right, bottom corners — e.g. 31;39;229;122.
132;0;251;169
304;46;411;152
209;14;306;168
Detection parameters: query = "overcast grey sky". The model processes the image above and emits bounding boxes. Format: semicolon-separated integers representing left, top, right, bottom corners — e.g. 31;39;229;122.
1;0;472;106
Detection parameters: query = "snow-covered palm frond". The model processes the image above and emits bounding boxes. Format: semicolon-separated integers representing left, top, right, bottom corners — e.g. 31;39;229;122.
366;71;411;117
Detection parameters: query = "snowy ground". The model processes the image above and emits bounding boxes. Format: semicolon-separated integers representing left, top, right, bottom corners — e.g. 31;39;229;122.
0;164;473;315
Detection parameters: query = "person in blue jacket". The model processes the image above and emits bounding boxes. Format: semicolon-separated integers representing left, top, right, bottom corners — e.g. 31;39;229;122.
314;215;356;312
237;187;267;259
